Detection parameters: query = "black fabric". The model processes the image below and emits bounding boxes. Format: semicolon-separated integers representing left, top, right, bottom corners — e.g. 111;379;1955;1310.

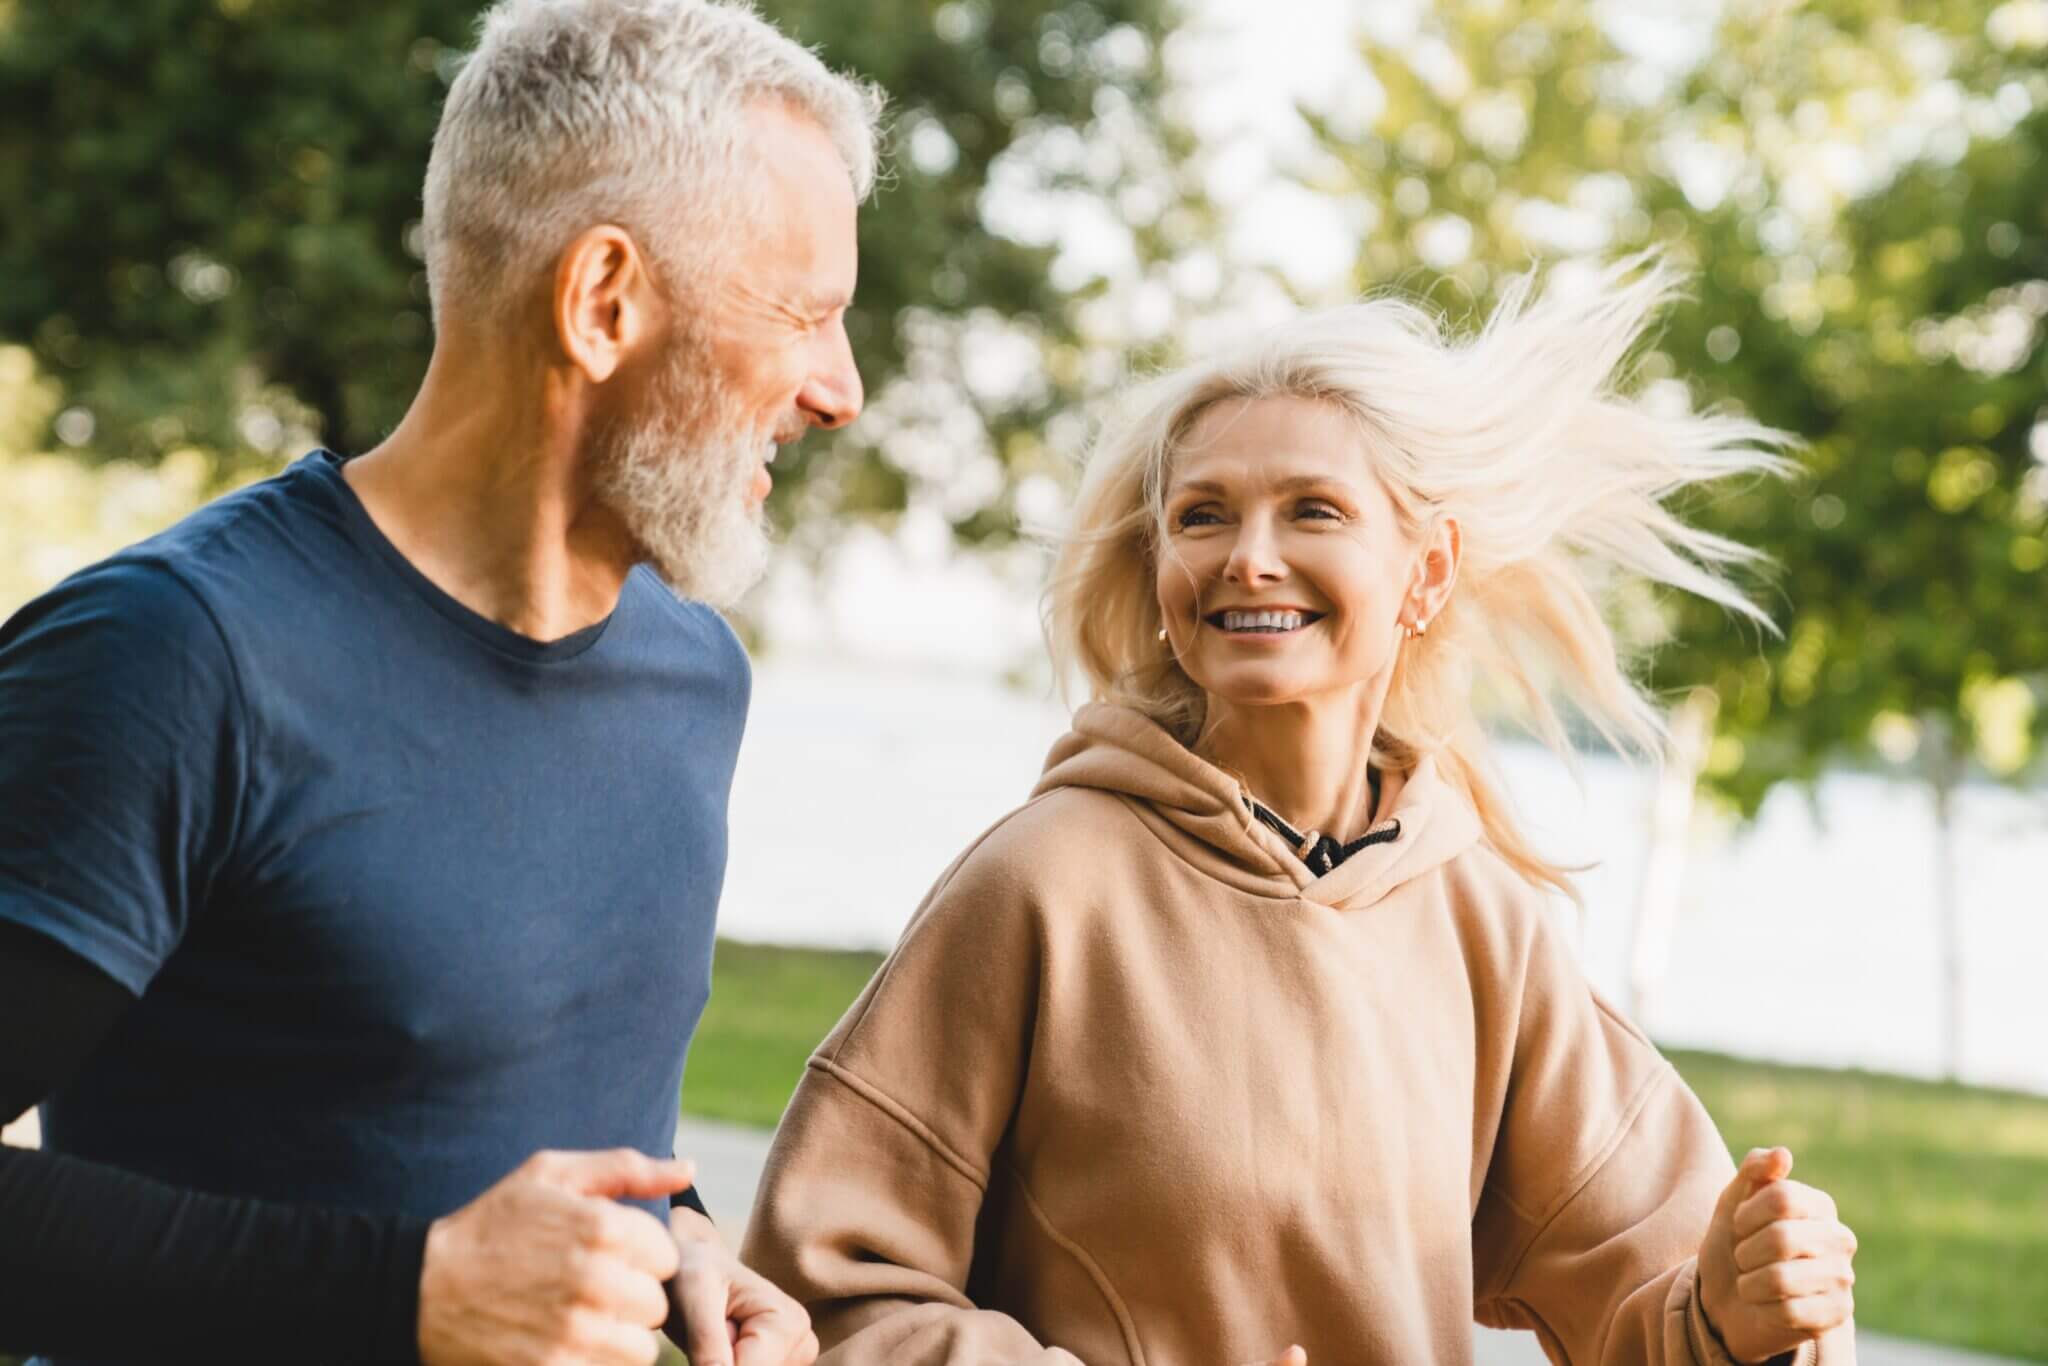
0;926;430;1365
0;922;712;1362
1247;771;1401;877
0;920;129;1119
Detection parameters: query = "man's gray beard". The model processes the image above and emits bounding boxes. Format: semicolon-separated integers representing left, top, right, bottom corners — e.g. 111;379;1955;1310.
594;382;773;611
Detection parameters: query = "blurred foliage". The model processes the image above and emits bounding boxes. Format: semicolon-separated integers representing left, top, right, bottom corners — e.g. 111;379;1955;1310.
5;0;2047;806
0;347;260;604
1306;0;2048;809
0;0;1199;553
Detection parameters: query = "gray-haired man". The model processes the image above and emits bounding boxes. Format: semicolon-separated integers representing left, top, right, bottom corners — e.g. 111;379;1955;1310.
0;3;878;1363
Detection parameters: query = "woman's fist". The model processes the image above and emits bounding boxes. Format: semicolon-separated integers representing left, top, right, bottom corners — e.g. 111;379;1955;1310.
1698;1147;1856;1362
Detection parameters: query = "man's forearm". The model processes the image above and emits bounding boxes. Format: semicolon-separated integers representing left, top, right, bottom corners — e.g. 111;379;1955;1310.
0;1145;429;1364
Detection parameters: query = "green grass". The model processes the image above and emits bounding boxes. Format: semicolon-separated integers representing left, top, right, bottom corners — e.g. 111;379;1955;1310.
681;939;886;1127
688;939;2048;1361
1668;1048;2048;1361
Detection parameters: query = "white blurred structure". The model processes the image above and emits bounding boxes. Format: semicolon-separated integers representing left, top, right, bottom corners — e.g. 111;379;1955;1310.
723;660;2048;1096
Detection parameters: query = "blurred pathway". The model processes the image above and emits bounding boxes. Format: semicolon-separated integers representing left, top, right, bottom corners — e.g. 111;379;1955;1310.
677;1117;2033;1366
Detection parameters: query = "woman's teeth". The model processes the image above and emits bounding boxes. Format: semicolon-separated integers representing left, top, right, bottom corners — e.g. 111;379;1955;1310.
1220;610;1309;633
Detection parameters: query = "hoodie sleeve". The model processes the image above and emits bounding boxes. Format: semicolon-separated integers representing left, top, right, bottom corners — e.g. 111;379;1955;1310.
740;824;1086;1366
1470;903;1854;1366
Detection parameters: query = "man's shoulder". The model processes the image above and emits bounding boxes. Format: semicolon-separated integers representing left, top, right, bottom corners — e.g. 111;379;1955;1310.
34;455;333;626
621;567;753;691
1;455;351;681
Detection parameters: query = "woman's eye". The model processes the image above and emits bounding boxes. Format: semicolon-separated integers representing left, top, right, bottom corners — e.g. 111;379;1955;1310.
1176;507;1221;528
1296;500;1343;521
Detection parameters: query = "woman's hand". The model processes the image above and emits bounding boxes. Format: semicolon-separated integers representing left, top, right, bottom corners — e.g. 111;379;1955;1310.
1698;1147;1856;1362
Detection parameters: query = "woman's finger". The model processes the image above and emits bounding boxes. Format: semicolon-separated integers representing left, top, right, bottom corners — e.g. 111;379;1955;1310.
1734;1217;1857;1272
1771;1288;1857;1336
1734;1178;1837;1239
1738;1254;1855;1304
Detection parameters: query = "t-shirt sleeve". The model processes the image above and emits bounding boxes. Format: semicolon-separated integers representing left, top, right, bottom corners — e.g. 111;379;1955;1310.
0;558;246;993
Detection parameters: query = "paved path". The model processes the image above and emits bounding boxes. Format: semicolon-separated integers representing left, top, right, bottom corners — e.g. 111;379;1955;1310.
678;1118;2033;1366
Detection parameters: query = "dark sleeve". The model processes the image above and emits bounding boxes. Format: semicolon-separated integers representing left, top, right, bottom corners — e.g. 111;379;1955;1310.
0;559;245;992
0;921;432;1364
671;1184;710;1218
0;558;437;1364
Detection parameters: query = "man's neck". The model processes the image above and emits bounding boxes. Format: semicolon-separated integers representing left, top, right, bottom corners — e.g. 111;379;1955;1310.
344;345;640;644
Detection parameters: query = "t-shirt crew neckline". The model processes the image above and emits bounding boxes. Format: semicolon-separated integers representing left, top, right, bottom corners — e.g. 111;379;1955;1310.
308;448;613;665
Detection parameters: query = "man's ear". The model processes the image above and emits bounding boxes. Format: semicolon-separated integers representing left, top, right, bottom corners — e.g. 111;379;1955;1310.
553;225;656;384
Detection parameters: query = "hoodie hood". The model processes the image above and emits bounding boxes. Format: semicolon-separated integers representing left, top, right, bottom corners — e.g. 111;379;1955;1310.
1031;701;1482;910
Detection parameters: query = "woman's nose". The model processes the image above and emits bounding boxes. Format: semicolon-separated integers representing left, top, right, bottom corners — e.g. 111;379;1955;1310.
1222;519;1286;585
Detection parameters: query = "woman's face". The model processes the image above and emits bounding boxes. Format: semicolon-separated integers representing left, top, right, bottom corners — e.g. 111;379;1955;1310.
1155;394;1435;713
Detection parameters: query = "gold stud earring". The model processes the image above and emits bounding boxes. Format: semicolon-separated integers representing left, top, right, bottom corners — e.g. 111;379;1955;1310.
1416;619;1430;638
1157;627;1169;643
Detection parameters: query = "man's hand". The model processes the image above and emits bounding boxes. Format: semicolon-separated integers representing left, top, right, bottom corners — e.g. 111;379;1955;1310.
1699;1147;1856;1363
418;1148;698;1366
667;1205;818;1366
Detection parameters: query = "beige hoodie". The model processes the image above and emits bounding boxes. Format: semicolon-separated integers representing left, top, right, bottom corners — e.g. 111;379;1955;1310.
743;704;1855;1366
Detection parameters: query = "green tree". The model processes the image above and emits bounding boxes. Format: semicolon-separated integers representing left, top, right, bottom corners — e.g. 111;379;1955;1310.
1304;0;2047;1083
0;0;1199;543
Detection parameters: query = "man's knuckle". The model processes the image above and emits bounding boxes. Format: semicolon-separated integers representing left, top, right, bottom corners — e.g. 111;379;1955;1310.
572;1201;613;1246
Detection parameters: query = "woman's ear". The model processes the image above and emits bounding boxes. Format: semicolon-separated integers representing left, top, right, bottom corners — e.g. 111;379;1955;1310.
552;224;657;384
1409;515;1462;628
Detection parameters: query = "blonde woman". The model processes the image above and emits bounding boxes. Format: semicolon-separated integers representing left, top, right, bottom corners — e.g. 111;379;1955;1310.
742;260;1858;1366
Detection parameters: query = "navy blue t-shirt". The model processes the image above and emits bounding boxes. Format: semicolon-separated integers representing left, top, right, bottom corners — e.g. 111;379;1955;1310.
0;449;749;1221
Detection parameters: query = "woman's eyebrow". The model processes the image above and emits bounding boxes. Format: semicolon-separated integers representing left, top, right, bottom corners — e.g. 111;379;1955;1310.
1172;474;1350;497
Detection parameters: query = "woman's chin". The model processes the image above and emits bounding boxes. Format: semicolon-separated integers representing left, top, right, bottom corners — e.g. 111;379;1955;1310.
1189;667;1323;710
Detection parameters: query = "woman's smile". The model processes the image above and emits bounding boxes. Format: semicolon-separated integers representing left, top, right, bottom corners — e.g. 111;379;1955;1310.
1203;608;1326;638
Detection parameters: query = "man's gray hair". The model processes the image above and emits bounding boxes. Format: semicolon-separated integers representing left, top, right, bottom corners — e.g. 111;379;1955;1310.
421;0;884;322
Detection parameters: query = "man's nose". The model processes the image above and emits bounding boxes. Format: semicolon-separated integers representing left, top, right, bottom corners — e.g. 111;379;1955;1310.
798;319;864;431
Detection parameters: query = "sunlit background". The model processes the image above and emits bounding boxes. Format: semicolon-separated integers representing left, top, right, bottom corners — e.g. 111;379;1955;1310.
3;0;2046;1359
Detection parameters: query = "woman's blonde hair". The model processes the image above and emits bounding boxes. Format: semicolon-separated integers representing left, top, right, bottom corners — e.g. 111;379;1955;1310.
1044;256;1791;898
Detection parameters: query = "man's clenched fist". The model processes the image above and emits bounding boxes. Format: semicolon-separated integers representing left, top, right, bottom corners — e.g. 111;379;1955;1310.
418;1148;699;1366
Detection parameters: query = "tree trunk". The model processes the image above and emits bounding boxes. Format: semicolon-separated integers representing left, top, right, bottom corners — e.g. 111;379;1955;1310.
1628;688;1717;1027
1928;724;1965;1082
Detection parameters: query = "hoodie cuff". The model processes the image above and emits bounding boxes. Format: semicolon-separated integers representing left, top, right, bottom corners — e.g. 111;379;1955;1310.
1684;1260;1812;1366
